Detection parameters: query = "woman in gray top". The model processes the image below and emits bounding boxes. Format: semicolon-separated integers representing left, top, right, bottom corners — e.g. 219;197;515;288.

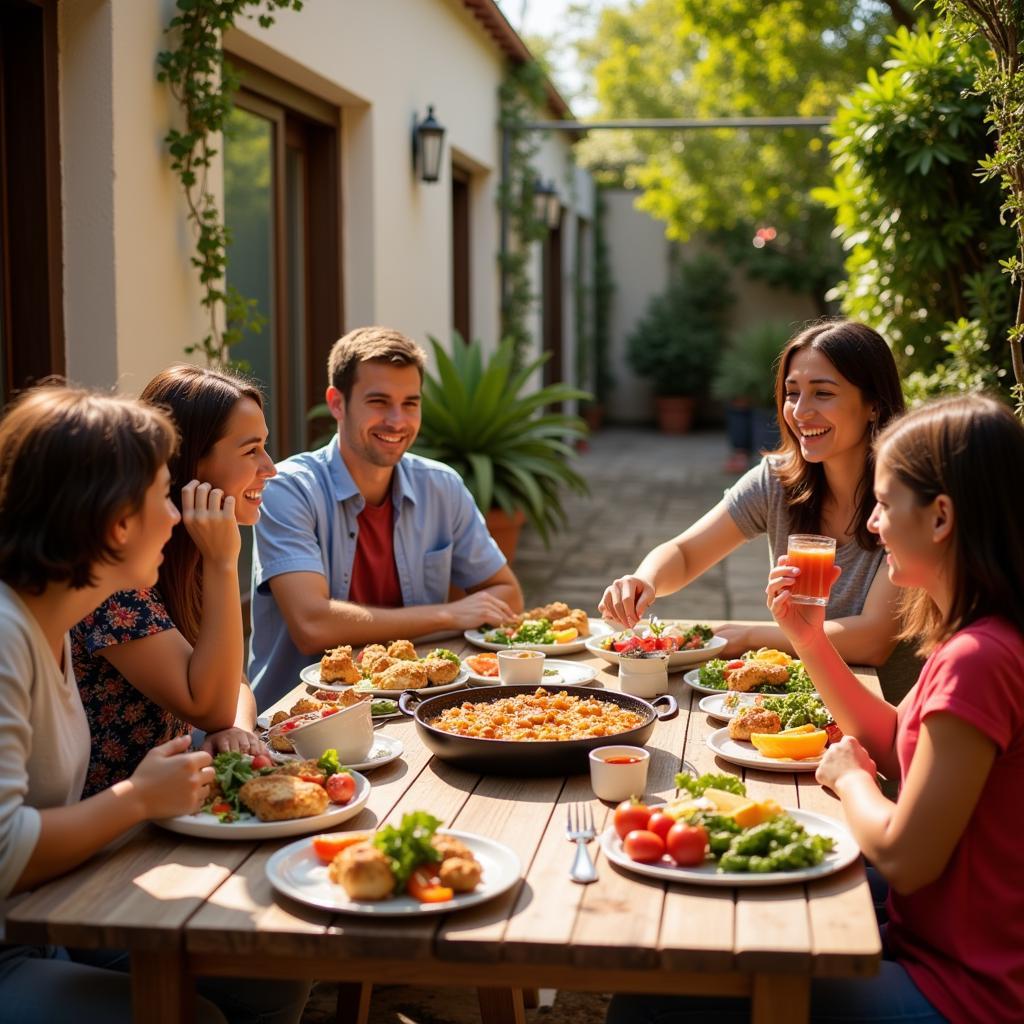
600;320;905;668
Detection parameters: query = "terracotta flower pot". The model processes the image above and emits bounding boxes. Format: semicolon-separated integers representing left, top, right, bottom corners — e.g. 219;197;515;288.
655;396;695;435
484;507;527;563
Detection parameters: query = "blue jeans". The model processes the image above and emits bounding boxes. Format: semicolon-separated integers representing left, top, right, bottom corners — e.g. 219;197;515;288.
0;944;310;1024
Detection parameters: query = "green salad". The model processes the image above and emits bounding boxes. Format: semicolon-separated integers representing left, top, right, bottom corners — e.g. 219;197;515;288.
759;692;831;729
483;618;558;645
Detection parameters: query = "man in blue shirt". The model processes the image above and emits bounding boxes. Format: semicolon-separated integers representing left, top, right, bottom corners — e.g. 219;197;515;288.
249;327;523;708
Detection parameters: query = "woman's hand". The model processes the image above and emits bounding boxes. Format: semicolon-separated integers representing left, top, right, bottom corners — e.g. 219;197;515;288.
598;574;656;628
202;727;269;757
765;555;841;650
181;479;241;569
128;734;215;819
816;735;877;792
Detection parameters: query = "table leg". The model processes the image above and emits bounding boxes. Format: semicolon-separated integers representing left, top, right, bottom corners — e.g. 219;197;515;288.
477;987;526;1024
751;974;810;1024
131;949;194;1024
335;981;372;1024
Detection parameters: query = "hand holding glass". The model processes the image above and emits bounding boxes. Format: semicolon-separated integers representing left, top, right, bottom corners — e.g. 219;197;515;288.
785;534;836;607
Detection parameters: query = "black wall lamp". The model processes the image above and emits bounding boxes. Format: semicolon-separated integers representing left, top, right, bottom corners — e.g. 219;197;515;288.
532;178;561;229
413;106;446;183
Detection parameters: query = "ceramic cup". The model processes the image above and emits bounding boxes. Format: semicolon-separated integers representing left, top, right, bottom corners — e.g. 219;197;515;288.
617;651;670;698
589;745;650;803
497;649;545;685
288;700;373;763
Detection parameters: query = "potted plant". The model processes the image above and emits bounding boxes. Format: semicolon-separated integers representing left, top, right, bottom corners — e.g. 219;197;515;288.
627;252;733;434
413;335;591;559
712;321;791;461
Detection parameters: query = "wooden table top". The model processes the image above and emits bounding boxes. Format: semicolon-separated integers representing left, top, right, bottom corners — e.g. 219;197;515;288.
8;628;883;1022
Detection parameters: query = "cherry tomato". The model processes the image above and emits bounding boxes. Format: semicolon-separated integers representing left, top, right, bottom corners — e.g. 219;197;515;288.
407;867;454;903
623;829;666;863
647;811;674;843
613;799;652;839
210;800;231;816
310;832;370;864
325;772;356;804
725;660;745;672
250;753;273;770
666;822;708;867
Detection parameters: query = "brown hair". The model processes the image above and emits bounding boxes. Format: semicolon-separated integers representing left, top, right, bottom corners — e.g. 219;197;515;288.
327;326;426;400
770;319;905;549
140;364;264;644
0;385;176;594
878;394;1024;654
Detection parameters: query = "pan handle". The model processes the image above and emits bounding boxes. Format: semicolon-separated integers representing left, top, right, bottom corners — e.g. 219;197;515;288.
651;693;678;721
398;690;423;718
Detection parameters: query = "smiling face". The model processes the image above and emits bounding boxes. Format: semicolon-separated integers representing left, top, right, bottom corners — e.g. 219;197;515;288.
332;361;422;471
782;347;877;465
195;397;276;526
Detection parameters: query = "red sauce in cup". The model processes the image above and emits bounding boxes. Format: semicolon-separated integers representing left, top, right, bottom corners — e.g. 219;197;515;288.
604;755;642;765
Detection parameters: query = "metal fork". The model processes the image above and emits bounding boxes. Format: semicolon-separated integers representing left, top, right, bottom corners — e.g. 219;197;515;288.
566;803;598;884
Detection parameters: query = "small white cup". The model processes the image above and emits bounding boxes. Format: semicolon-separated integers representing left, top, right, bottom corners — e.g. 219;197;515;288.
589;745;650;803
618;652;669;699
497;649;545;685
288;700;373;763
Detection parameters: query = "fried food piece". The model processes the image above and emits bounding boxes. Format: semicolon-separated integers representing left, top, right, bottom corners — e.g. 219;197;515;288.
725;660;790;693
386;639;418;661
432;835;474;862
272;760;325;784
269;710;291;727
422;657;460;685
239;774;328;821
320;645;362;684
729;707;783;742
269;732;295;754
328;843;395;900
360;645;390;674
553;608;589;637
288;696;325;716
310;688;368;708
438;856;482;893
373;659;428;691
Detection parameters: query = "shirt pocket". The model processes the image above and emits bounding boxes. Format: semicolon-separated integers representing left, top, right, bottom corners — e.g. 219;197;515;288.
421;543;454;602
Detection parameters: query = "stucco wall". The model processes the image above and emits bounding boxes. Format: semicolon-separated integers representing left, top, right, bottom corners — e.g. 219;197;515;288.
57;0;593;396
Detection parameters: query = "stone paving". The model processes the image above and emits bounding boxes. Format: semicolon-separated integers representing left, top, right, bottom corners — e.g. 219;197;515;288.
301;428;768;1024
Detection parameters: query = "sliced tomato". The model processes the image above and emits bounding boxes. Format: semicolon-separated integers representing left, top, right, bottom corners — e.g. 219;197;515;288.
210;800;232;816
407;867;454;903
311;832;369;864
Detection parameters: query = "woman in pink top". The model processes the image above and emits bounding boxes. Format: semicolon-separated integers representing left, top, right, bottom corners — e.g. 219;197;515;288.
608;393;1024;1024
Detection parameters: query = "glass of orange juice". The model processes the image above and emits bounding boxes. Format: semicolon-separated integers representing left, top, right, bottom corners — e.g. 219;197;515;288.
786;534;837;606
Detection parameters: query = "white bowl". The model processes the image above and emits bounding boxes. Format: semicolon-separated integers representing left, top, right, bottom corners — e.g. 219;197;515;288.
284;701;374;763
589;745;650;803
497;649;545;685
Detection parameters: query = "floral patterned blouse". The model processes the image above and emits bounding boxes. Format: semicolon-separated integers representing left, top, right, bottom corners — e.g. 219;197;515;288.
71;587;189;797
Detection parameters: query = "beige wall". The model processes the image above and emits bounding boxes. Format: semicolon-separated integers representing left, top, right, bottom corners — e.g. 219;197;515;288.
57;0;594;398
604;189;818;424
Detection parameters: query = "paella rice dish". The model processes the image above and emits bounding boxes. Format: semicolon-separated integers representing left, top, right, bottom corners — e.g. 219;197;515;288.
428;687;645;741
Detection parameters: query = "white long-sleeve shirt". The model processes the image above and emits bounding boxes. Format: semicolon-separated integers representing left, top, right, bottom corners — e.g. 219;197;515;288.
0;581;89;933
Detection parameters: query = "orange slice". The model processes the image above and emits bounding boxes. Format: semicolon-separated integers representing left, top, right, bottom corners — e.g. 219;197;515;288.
778;723;816;736
750;729;827;760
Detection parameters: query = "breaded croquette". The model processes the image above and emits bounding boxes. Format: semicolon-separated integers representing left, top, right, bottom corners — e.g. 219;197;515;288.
328;843;395;900
386;639;418;661
320;644;362;684
359;645;390;674
432;835;474;861
238;774;328;821
438;856;482;893
372;659;428;690
725;660;790;693
422;657;460;685
271;759;325;784
553;608;589;637
728;707;783;741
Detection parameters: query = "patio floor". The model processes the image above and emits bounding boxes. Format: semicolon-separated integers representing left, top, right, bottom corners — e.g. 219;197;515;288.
300;427;762;1024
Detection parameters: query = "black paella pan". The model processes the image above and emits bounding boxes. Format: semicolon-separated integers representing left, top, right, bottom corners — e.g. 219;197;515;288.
398;684;678;776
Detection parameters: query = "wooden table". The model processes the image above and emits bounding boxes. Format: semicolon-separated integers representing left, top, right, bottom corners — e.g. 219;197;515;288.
8;633;882;1024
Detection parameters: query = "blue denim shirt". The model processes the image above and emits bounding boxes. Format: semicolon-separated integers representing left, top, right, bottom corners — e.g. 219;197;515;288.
248;437;505;708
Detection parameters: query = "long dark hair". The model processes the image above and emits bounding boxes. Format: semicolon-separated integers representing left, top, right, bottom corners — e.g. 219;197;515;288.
878;394;1024;654
770;320;904;549
140;365;264;644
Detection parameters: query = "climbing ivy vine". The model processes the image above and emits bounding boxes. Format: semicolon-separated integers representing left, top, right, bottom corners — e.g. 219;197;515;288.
157;0;303;368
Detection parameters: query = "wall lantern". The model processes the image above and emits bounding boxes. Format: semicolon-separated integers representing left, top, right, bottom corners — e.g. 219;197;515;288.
413;106;446;183
532;178;561;229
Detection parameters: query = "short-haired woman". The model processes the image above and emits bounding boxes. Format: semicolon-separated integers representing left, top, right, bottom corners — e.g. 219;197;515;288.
599;320;906;673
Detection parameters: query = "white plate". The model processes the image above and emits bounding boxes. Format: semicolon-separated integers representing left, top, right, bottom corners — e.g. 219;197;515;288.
682;667;729;694
266;828;521;915
303;663;469;698
463;618;612;655
155;770;371;840
586;633;726;672
270;734;404;772
599;809;859;887
698;692;761;722
706;726;823;772
462;657;598;687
